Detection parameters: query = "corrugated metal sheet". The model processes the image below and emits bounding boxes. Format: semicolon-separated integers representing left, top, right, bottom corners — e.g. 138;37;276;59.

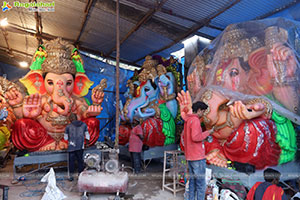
0;4;37;56
119;0;148;13
154;11;194;29
119;26;173;61
154;0;233;29
198;26;222;38
41;0;86;40
0;0;83;57
210;0;298;28
6;32;37;55
79;2;136;54
268;2;300;20
1;0;300;65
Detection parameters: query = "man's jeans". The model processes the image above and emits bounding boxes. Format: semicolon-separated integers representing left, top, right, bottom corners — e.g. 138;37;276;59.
68;149;84;175
188;159;206;200
130;152;142;173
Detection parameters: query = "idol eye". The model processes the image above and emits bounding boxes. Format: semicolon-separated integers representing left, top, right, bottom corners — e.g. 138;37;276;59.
229;68;239;77
67;81;73;86
144;87;150;92
47;80;53;86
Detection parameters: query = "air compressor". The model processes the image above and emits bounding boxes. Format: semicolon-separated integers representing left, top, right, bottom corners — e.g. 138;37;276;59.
78;142;129;200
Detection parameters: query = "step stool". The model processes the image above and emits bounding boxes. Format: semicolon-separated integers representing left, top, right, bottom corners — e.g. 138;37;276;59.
162;150;185;197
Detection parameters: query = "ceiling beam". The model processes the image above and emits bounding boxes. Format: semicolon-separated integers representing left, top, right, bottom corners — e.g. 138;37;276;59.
75;0;95;44
124;0;225;33
194;32;215;40
30;0;43;44
4;25;141;67
34;12;43;44
107;0;168;55
1;28;11;54
79;46;141;67
255;0;300;20
206;24;224;31
5;25;72;42
0;45;32;57
133;0;241;63
123;0;200;25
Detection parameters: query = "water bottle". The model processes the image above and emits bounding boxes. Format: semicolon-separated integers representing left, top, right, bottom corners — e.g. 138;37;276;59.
213;184;219;200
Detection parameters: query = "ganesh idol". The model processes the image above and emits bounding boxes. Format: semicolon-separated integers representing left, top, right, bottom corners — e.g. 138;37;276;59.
181;18;300;169
3;38;106;152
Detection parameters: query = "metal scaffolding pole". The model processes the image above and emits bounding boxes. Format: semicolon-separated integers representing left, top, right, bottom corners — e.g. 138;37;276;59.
114;0;120;151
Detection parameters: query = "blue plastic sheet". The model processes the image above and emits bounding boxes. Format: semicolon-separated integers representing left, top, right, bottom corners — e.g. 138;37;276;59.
82;55;134;141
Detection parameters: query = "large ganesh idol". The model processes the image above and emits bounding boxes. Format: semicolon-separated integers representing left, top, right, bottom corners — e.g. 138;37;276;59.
119;56;178;147
184;18;300;169
0;77;17;150
4;38;105;152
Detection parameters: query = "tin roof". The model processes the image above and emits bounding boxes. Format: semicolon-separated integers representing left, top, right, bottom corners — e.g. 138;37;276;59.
0;0;299;66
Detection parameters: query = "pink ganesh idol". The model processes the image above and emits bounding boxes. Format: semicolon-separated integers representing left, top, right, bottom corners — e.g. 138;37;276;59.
184;18;300;169
3;38;106;151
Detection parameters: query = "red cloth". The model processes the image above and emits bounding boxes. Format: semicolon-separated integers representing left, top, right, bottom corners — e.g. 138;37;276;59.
205;118;280;169
247;182;286;200
12;119;52;152
129;125;143;153
183;114;210;161
142;118;165;147
180;130;185;151
12;118;99;152
82;117;100;146
119;125;131;145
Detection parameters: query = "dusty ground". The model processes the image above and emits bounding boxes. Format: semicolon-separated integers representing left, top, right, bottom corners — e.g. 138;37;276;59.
0;155;184;200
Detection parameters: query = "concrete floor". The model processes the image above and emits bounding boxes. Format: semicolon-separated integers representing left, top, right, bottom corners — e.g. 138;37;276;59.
0;155;184;200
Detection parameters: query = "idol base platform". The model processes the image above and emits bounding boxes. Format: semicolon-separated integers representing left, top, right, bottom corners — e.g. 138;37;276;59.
13;146;101;182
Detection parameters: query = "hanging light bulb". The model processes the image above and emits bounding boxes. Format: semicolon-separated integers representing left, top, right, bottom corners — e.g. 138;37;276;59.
19;61;28;68
0;18;8;27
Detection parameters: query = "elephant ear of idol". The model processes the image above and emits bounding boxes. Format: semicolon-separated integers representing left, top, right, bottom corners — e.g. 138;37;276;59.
20;38;94;97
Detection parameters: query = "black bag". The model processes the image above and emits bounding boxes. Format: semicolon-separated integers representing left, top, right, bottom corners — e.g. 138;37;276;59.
142;145;149;151
233;161;255;174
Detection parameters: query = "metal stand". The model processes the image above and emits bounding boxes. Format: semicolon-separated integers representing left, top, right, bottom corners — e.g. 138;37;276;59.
0;184;9;200
81;191;88;200
119;144;178;170
162;150;185;197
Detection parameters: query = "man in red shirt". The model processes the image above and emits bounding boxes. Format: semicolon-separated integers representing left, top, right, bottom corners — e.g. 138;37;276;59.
177;90;214;200
129;119;144;174
247;168;288;200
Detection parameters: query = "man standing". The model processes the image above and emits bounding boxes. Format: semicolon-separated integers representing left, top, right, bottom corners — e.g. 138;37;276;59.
64;113;90;181
129;119;144;174
247;168;288;200
177;90;214;200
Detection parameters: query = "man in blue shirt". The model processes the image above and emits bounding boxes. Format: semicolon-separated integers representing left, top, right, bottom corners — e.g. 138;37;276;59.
64;113;90;181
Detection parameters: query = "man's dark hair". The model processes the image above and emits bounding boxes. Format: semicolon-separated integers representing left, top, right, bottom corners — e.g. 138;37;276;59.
263;168;281;182
131;119;139;127
69;113;77;122
192;101;208;113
